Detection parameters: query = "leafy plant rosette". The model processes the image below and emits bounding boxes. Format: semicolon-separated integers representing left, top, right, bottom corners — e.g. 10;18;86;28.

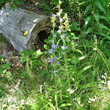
19;49;43;71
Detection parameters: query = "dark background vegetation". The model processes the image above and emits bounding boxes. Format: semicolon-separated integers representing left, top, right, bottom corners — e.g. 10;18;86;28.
0;0;110;110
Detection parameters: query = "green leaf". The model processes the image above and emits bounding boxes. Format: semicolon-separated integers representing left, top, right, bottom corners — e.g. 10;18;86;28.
74;49;83;55
84;16;92;28
60;103;71;108
19;49;34;56
20;56;26;63
98;23;108;29
84;5;92;15
37;4;42;8
72;55;79;65
11;5;18;10
100;16;107;21
44;11;50;14
70;22;80;31
94;13;100;24
83;65;92;71
52;0;58;5
78;56;86;60
44;44;49;50
82;82;97;89
96;0;106;15
0;56;3;62
2;63;10;69
14;0;23;5
78;65;92;75
34;49;43;58
86;27;93;34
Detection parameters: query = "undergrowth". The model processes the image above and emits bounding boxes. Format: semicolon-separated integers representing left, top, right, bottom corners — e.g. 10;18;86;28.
0;0;110;110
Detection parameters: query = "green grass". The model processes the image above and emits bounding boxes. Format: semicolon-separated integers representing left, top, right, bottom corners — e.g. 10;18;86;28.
0;0;110;109
0;38;110;110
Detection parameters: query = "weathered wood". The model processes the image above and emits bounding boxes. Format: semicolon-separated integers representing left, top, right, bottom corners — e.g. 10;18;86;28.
0;3;50;52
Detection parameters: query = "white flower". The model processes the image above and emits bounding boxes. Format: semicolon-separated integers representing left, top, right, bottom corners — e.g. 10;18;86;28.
88;100;91;103
88;96;97;103
101;75;106;79
89;98;95;102
21;99;25;104
105;72;107;76
93;48;97;51
60;18;63;22
67;88;74;94
107;80;110;90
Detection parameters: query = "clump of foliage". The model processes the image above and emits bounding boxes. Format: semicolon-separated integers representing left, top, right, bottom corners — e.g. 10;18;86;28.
0;0;23;9
0;0;110;110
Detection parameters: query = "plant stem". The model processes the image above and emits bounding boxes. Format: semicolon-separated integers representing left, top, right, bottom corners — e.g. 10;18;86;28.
52;22;58;110
64;50;72;109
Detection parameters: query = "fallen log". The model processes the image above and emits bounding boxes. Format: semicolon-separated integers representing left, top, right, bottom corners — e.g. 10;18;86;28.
0;3;51;52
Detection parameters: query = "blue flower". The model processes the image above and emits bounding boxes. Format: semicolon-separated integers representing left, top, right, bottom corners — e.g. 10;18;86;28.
51;70;57;75
52;14;57;18
56;61;60;65
61;46;67;50
59;9;63;13
50;63;53;65
49;48;53;54
61;33;66;39
62;52;65;55
57;30;62;33
49;39;52;42
50;58;54;62
54;33;57;37
54;57;58;60
51;44;57;49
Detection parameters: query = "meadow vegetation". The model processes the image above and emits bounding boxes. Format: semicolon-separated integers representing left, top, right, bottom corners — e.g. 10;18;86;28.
0;0;110;109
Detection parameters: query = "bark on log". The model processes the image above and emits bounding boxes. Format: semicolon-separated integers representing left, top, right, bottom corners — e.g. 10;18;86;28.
0;3;51;52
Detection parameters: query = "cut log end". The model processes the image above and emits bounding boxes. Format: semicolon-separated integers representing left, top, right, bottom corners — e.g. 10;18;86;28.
0;3;51;52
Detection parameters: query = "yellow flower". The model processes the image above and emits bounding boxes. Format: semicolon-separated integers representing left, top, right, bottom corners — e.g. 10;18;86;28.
24;29;29;36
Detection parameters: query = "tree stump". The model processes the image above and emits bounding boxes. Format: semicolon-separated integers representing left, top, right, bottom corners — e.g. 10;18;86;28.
0;3;51;52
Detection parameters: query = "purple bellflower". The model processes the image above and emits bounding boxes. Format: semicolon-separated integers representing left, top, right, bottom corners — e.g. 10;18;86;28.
49;48;53;54
52;14;57;18
51;44;57;49
61;46;67;50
